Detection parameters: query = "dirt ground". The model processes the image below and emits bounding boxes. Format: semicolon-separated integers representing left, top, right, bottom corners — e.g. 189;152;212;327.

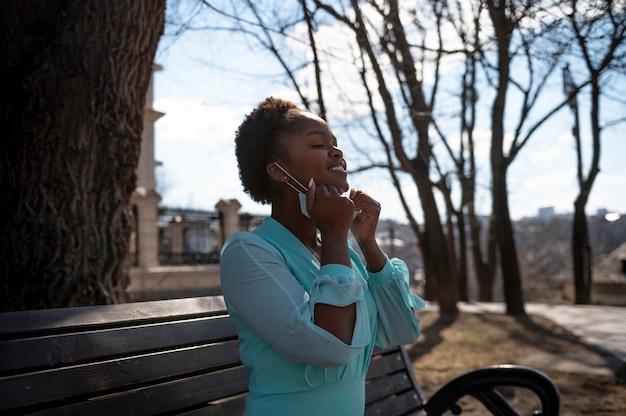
406;310;626;415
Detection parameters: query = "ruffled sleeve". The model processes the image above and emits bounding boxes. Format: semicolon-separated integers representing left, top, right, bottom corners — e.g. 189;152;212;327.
367;257;425;347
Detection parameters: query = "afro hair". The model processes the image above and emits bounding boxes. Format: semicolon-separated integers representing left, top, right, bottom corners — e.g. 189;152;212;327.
235;97;303;204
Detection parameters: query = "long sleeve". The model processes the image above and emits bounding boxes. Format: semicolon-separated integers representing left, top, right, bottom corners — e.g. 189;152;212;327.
220;231;370;367
357;253;424;347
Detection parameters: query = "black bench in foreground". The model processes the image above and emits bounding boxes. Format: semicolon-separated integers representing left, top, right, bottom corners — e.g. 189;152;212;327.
0;296;560;415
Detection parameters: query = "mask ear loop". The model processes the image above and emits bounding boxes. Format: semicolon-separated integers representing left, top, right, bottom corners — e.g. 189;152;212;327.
273;162;308;193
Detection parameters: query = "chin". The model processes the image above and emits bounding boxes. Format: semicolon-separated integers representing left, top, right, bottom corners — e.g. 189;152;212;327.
321;175;349;192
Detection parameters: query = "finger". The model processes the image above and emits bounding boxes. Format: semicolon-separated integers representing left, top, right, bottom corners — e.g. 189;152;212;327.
351;193;380;213
307;178;316;195
306;178;316;212
351;190;379;205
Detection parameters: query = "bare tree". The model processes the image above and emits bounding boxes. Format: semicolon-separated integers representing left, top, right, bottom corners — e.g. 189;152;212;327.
434;0;498;302
0;0;165;311
184;0;624;312
350;0;460;312
481;0;579;313
562;0;626;304
303;0;578;313
483;0;525;313
178;0;458;312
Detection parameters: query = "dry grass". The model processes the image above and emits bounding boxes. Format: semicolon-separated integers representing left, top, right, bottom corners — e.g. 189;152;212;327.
406;310;626;415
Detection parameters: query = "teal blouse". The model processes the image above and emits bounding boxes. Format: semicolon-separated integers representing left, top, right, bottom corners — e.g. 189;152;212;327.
220;218;424;416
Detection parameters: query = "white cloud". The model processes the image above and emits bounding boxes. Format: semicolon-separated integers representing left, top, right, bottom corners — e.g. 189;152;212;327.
153;96;252;211
155;96;241;145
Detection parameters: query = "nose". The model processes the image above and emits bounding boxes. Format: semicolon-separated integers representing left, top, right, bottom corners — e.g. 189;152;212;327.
330;146;343;159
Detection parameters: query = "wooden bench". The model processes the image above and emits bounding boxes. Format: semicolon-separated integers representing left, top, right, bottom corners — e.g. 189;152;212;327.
0;296;560;415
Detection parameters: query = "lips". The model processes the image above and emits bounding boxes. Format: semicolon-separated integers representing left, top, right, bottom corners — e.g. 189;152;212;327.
328;160;347;172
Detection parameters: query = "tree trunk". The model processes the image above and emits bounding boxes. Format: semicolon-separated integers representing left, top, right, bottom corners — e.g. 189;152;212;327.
568;81;593;305
492;172;525;314
345;0;457;312
0;0;165;311
469;208;496;302
570;77;601;305
456;212;469;302
415;165;458;313
487;0;525;315
572;200;592;304
386;0;458;313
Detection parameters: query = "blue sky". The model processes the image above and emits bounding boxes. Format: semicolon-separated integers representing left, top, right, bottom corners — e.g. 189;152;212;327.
152;12;626;222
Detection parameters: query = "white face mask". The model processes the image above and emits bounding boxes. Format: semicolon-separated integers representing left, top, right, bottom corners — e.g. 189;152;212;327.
273;162;312;218
298;193;311;219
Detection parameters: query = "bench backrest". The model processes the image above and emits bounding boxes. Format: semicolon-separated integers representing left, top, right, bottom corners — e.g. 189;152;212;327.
0;296;425;416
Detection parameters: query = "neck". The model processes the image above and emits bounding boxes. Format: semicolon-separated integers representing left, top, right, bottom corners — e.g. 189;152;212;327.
271;202;318;247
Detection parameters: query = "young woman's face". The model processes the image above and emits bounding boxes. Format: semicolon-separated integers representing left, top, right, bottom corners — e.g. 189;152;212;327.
280;112;349;192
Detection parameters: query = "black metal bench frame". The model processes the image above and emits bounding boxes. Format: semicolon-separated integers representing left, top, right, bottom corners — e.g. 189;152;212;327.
0;296;560;415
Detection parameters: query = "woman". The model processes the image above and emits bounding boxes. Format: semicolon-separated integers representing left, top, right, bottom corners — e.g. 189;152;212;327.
220;97;424;415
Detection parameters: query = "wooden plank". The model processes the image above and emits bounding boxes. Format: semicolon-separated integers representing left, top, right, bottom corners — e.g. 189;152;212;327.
0;314;237;374
365;371;413;404
365;345;426;415
0;340;242;412
366;349;406;379
364;389;423;416
0;296;228;339
27;366;249;416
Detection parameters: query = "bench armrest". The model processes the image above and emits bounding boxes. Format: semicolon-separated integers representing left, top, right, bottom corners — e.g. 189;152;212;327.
423;365;560;416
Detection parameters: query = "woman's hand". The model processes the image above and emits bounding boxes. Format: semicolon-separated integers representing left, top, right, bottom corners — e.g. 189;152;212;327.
306;180;353;268
349;189;380;242
307;180;355;238
350;189;386;272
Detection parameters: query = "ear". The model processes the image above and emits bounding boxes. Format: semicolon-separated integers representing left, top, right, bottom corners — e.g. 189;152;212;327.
266;162;288;183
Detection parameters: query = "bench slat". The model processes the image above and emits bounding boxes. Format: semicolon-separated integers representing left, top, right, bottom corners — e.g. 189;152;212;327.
0;315;237;374
0;296;228;339
365;389;422;416
366;371;414;405
26;366;249;416
0;340;243;411
366;348;407;379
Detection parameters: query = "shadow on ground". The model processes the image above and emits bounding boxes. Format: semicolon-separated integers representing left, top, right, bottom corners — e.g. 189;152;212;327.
405;312;458;361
